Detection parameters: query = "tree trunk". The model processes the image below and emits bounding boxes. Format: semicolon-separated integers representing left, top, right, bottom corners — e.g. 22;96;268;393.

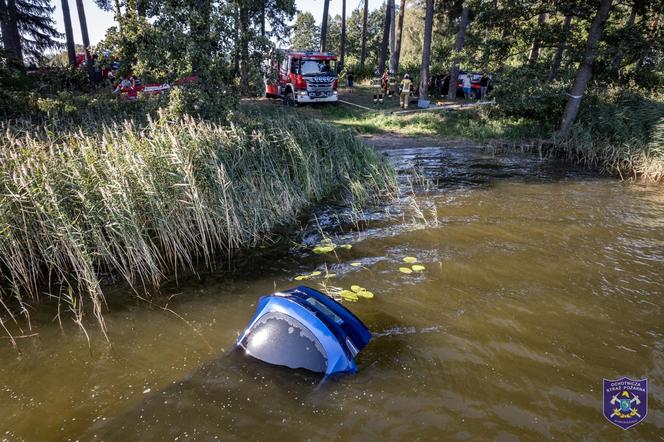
611;3;637;73
388;0;396;73
378;0;391;73
1;0;23;66
340;0;346;69
239;4;250;94
75;0;94;78
394;0;406;73
233;4;240;76
635;11;659;72
547;13;572;81
496;26;511;73
529;11;548;64
113;0;123;33
558;0;613;136
61;0;76;66
419;0;433;102
360;0;369;68
320;0;330;51
448;5;470;100
260;5;265;37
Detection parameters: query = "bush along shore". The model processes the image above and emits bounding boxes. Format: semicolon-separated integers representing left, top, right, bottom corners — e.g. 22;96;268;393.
0;111;396;343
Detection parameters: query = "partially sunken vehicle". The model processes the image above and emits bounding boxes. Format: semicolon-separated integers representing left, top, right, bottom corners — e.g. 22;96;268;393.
236;286;371;375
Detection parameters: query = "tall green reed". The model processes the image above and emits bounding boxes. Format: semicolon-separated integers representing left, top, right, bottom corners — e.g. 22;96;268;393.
0;111;396;344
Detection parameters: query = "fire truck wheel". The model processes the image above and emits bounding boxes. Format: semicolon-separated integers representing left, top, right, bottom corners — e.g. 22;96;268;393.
284;92;296;107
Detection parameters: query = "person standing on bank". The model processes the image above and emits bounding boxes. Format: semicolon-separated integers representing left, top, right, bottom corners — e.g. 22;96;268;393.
462;74;472;100
480;73;489;101
347;71;354;91
399;74;413;109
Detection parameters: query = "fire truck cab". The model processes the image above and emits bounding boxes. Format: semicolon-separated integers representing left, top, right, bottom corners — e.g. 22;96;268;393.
265;50;339;105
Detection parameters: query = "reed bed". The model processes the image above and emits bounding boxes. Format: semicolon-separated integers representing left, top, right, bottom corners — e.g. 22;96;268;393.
0;112;396;341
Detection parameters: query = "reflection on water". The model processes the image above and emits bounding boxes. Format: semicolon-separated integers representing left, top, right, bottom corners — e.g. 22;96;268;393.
1;146;663;440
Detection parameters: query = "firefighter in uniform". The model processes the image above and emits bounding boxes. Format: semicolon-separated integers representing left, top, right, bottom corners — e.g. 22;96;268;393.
372;69;384;106
399;74;413;109
387;71;397;99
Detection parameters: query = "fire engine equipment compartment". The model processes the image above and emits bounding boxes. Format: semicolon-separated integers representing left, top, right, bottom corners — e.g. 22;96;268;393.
236;286;372;375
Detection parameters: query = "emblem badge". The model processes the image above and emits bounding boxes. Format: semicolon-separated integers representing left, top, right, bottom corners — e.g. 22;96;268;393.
603;377;647;430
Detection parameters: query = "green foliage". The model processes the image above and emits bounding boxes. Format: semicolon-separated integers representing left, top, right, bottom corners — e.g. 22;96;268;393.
0;110;396;333
291;11;319;50
492;67;568;124
563;85;664;180
15;0;63;62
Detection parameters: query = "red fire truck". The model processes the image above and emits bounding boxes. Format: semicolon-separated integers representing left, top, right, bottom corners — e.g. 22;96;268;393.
265;50;339;106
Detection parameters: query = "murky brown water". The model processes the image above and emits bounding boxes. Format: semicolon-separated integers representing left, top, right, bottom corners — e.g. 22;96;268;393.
1;146;663;441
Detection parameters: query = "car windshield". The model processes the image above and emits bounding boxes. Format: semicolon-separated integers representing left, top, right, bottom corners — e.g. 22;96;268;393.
240;311;328;373
300;59;335;76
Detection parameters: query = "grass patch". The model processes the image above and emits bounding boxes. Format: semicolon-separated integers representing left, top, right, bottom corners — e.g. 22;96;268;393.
296;102;548;141
0;110;396;343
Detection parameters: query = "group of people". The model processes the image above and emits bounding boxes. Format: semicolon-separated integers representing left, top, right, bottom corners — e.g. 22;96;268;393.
76;50;143;99
349;68;492;106
367;70;417;109
429;72;492;100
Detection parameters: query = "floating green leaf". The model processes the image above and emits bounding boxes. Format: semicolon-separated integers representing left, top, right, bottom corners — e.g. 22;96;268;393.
340;290;359;302
356;290;374;299
294;275;310;281
340;244;352;249
403;256;418;263
310;271;322;276
350;285;363;293
350;262;362;267
411;264;426;272
313;245;335;254
399;267;413;274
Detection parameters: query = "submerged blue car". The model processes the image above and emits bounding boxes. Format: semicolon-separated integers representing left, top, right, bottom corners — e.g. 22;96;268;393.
236;286;372;375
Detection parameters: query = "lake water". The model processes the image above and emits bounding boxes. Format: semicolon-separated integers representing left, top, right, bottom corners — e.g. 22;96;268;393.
1;146;662;440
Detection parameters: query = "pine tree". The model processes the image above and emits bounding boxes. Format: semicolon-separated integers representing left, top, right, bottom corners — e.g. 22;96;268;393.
360;0;368;67
292;12;319;50
394;0;405;73
320;0;330;51
60;0;75;66
1;0;62;65
558;0;613;135
448;4;470;100
419;0;433;101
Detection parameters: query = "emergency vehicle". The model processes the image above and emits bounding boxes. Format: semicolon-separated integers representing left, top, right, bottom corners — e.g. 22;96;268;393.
265;50;339;105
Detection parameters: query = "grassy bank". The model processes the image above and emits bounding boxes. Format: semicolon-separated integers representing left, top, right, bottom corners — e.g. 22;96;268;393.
0;110;396;340
290;84;664;182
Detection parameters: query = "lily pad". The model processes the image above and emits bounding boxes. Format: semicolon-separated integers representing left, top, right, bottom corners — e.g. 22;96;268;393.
339;244;352;250
294;275;310;281
356;290;374;299
313;245;336;254
310;271;322;276
350;262;363;267
403;256;418;263
411;264;426;272
350;285;363;293
340;290;359;302
399;267;413;274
